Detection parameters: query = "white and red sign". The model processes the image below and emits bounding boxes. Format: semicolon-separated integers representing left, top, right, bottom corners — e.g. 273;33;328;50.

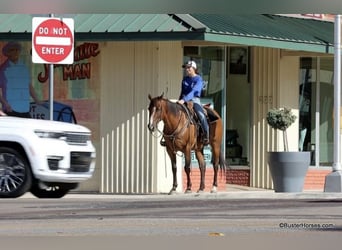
32;17;74;64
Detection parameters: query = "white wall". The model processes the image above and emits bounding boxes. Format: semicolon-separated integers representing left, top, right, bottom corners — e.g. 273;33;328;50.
99;41;183;193
251;47;280;189
251;47;301;189
279;56;300;151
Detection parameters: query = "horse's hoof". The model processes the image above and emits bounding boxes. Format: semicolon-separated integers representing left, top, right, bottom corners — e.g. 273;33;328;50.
168;189;177;195
210;186;217;193
197;189;205;194
184;189;192;194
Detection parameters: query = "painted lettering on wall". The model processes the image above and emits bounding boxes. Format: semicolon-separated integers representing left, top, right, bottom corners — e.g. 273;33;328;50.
37;42;100;82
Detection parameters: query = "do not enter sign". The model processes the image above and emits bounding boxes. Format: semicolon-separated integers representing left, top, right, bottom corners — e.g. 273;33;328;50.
32;17;74;64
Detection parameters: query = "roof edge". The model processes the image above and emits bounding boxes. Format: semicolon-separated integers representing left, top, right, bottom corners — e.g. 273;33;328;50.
171;14;207;31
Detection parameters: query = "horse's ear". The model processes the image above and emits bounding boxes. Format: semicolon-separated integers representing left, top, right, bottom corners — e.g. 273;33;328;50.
148;94;152;100
159;92;164;99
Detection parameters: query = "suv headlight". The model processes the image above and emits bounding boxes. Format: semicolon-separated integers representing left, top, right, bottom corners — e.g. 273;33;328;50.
34;130;67;140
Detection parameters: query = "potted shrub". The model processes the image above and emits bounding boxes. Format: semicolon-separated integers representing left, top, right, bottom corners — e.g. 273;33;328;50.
266;107;310;192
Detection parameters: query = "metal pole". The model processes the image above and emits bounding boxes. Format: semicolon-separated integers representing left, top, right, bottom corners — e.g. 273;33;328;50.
325;14;342;192
333;14;342;171
315;58;320;166
222;46;227;157
49;13;54;120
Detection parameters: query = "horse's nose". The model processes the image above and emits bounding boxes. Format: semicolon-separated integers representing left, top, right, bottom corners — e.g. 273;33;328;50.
147;123;154;132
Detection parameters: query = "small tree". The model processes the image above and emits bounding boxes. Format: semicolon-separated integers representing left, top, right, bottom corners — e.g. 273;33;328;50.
266;107;297;151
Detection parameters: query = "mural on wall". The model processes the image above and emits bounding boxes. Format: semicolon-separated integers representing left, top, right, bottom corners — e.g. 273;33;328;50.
0;41;101;140
0;41;40;118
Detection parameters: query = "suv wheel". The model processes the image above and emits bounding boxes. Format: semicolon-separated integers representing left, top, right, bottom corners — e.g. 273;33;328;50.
0;147;32;198
30;183;78;198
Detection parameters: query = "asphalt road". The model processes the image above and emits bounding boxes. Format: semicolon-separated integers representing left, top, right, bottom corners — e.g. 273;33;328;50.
1;193;342;249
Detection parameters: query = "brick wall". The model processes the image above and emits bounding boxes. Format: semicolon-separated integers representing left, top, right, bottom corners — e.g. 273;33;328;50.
226;169;250;186
182;168;331;191
182;167;227;192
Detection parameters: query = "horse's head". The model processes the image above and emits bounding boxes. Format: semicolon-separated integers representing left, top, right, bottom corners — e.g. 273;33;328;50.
147;93;164;132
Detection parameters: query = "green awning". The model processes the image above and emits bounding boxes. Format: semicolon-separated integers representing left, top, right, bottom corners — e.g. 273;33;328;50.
0;14;334;54
192;14;334;53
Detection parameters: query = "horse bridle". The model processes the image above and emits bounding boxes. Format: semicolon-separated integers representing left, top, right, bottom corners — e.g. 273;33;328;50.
152;101;192;151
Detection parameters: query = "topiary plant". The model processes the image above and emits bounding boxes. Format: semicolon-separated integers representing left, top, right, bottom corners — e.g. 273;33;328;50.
266;107;297;151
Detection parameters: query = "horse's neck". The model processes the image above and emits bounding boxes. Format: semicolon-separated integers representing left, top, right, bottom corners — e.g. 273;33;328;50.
162;100;182;132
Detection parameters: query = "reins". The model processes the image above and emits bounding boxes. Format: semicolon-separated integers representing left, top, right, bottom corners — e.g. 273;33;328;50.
154;99;193;153
158;101;190;137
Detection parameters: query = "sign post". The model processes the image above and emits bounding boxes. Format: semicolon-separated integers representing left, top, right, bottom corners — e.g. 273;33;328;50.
32;16;74;120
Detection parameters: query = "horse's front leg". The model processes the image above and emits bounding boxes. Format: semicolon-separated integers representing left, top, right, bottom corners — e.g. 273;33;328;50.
184;149;192;193
167;149;178;195
195;149;206;193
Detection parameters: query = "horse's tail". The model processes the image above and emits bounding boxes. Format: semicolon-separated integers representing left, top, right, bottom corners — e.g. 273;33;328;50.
219;149;227;173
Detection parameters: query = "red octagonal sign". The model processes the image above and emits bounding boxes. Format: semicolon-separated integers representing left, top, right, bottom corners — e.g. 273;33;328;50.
32;17;74;64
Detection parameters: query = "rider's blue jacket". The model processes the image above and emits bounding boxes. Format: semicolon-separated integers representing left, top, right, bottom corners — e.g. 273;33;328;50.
179;74;203;103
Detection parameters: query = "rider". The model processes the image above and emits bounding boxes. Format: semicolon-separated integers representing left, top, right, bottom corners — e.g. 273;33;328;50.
177;60;209;145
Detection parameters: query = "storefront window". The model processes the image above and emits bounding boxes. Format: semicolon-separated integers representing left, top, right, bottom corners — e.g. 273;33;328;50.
183;46;225;114
299;57;334;166
183;46;226;163
226;47;250;166
183;46;251;167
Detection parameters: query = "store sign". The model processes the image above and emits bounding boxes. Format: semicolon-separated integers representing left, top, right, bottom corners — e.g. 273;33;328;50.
32;17;74;64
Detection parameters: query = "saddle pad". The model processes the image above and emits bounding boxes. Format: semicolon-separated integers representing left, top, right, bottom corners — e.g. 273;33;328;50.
205;107;220;122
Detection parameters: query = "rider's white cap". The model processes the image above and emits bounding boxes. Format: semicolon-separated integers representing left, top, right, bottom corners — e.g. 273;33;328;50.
182;60;197;69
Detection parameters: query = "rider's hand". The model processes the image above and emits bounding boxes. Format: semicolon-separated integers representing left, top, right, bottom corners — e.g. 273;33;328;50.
177;99;185;105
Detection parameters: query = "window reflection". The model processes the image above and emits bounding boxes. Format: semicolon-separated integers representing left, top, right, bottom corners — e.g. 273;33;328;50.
299;57;334;166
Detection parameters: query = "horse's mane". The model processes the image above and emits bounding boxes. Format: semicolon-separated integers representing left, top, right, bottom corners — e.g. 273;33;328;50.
163;98;182;116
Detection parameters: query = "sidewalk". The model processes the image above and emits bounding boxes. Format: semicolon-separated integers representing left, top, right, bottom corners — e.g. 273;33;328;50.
20;184;342;200
227;184;270;192
224;184;342;199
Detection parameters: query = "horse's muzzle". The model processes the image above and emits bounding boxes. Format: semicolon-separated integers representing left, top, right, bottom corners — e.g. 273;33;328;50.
147;123;155;132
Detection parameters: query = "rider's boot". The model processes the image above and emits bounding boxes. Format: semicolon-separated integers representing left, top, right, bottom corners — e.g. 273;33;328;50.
203;130;210;145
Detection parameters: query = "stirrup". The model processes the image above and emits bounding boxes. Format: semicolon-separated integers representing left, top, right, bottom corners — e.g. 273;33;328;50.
202;133;209;145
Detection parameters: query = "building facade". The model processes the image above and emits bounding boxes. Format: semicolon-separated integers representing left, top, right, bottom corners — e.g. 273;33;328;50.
0;14;336;193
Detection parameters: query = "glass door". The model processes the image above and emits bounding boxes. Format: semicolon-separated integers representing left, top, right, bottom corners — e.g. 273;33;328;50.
299;57;334;166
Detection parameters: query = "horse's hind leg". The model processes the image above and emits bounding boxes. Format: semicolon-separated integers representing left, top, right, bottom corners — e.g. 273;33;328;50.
211;145;220;193
184;151;192;193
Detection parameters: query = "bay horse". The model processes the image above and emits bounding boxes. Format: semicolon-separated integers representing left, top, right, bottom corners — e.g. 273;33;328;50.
147;93;226;194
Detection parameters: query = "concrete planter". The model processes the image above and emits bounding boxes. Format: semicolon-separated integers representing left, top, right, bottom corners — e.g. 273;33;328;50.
267;151;310;192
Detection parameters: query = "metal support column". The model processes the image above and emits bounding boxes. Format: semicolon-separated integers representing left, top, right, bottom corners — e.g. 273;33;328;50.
324;14;342;192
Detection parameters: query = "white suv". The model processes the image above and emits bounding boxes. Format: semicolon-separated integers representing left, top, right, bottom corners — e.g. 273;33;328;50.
0;116;96;198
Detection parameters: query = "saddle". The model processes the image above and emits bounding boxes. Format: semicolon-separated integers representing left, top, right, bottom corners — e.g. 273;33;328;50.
183;101;196;123
159;101;219;147
183;101;220;136
203;104;220;123
186;101;220;123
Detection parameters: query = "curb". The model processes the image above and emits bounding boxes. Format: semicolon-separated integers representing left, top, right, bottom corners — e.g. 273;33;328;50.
20;190;342;200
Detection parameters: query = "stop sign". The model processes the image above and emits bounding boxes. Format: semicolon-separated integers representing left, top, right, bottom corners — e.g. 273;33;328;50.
32;17;74;64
